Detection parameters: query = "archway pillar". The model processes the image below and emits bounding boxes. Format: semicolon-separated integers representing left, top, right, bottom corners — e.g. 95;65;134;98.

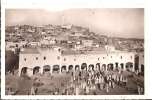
65;65;68;72
94;64;97;71
73;65;76;73
106;64;108;71
118;64;121;72
112;63;115;70
100;64;102;71
80;65;82;71
59;65;62;74
132;63;135;72
113;63;116;70
88;65;90;71
27;68;33;76
40;67;43;74
139;64;141;72
18;68;22;76
124;63;126;71
50;65;52;74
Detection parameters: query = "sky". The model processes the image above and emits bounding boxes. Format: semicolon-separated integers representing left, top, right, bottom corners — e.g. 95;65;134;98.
5;8;144;38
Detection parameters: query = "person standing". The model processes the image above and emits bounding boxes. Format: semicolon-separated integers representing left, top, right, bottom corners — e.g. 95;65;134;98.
85;84;90;95
137;85;141;95
99;76;102;90
106;83;109;93
101;76;105;90
140;87;144;94
113;74;116;82
120;74;123;86
75;86;79;95
30;86;35;95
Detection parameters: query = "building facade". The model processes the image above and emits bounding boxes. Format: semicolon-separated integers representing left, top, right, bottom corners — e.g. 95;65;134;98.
18;47;136;76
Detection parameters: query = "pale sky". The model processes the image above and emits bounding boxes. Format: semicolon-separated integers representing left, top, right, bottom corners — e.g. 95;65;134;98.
6;8;144;38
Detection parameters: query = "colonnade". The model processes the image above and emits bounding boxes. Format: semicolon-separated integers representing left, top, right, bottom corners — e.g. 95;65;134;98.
19;62;135;76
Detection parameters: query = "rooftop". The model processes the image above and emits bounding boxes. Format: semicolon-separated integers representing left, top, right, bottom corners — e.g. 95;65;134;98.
20;47;135;55
62;47;107;55
20;48;40;54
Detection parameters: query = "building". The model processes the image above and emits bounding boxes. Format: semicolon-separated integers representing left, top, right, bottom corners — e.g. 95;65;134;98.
61;24;72;29
40;39;56;45
6;41;27;52
18;46;137;76
138;52;144;73
105;45;116;52
6;42;17;51
82;40;93;47
28;42;40;47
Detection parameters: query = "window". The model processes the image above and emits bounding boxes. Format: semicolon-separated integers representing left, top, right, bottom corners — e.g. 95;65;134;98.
57;56;60;60
24;58;26;61
64;58;66;61
98;58;100;61
120;56;122;59
36;57;38;60
103;57;105;59
44;56;46;60
74;58;76;61
131;56;132;59
111;56;112;58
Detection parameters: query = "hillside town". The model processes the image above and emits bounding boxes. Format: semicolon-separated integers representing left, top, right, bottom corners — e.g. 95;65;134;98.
5;24;144;95
5;24;144;52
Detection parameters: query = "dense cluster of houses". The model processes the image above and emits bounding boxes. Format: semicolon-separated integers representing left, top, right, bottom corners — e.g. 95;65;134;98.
5;24;144;53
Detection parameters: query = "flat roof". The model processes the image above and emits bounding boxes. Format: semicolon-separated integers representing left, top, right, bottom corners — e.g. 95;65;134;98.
20;48;40;54
62;47;107;55
20;47;135;55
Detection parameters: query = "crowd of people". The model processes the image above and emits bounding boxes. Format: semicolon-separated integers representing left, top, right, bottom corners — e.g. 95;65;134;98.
59;67;129;95
6;66;144;95
28;66;145;95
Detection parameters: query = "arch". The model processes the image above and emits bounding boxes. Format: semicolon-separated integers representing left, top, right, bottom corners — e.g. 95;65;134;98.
81;63;87;70
115;62;119;70
102;64;106;71
135;55;139;71
52;65;60;73
141;64;144;72
21;67;28;76
88;64;94;71
75;65;80;71
108;63;114;71
33;66;40;75
68;65;73;71
43;65;51;74
120;63;124;70
96;63;100;71
126;62;133;71
141;64;144;76
61;65;66;72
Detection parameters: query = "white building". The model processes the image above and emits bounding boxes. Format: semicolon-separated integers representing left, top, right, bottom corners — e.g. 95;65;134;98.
61;24;72;29
28;42;40;47
40;37;56;45
105;45;116;52
19;47;136;76
6;41;27;51
138;52;144;73
82;40;93;47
